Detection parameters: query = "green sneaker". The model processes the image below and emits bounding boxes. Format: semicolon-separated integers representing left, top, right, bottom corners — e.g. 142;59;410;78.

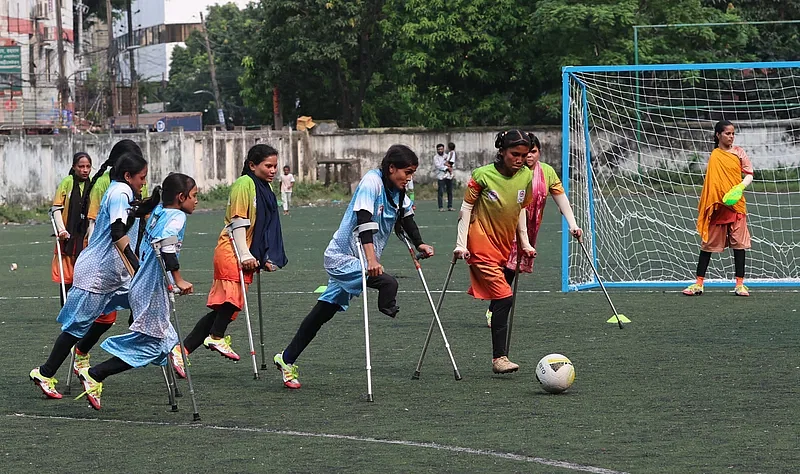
73;351;90;375
273;352;301;389
682;283;704;296
76;368;103;410
485;310;492;328
30;367;62;399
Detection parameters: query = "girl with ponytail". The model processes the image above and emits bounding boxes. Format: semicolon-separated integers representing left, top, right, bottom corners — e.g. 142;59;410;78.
273;144;434;391
453;130;536;375
179;144;287;367
30;150;150;401
76;173;198;410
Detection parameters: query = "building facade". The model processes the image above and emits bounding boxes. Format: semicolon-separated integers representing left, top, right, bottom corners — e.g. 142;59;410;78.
113;0;248;83
0;0;75;129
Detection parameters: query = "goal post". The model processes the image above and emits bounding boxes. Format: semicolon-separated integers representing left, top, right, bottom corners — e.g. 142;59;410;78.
562;61;800;291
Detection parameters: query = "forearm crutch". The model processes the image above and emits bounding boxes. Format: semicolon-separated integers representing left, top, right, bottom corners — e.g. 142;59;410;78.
578;238;625;329
161;364;178;412
257;272;267;370
399;235;461;381
226;223;259;380
49;206;75;394
412;255;458;380
354;224;378;402
153;236;201;421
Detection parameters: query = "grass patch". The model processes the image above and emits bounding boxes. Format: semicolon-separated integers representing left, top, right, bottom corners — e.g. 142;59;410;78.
0;204;50;224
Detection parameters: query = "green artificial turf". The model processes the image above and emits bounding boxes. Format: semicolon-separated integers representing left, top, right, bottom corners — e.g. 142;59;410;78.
0;201;797;473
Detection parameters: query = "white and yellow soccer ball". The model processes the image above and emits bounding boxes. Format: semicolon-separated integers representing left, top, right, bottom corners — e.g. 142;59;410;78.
535;353;575;394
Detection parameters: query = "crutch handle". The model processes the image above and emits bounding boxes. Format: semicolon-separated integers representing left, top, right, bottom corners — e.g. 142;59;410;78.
415;251;430;261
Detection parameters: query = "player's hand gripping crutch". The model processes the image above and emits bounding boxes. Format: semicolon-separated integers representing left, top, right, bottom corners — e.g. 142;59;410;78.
354;223;378;402
226;220;260;379
152;236;201;421
412;253;458;380
577;236;625;329
49;205;76;394
399;234;462;381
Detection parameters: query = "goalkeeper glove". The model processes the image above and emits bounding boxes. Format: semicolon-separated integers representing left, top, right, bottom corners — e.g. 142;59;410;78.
723;183;745;206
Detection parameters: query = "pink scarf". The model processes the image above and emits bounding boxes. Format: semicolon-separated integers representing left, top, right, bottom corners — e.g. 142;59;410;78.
506;162;548;273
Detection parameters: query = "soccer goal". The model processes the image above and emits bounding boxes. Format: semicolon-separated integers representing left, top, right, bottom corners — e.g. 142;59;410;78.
562;61;800;291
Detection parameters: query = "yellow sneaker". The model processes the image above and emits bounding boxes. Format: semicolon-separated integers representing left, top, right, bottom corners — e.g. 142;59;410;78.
273;352;301;389
682;283;704;296
204;335;240;361
735;285;750;297
170;346;187;379
73;351;90;375
29;367;62;399
76;368;103;410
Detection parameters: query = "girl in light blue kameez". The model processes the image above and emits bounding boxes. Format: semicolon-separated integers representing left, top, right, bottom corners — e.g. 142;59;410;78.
75;173;198;410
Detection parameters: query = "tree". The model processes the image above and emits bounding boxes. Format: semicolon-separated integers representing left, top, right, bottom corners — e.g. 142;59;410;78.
377;0;535;127
240;0;388;128
164;3;262;126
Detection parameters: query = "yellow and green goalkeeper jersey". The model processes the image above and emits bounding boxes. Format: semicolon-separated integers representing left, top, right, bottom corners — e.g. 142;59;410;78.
464;163;533;266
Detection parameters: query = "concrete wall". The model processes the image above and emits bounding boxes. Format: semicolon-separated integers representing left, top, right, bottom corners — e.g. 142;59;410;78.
310;126;562;187
3;122;797;207
0;128;300;206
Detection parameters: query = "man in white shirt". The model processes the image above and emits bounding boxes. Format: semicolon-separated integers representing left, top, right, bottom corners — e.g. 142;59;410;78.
280;165;295;215
434;143;454;211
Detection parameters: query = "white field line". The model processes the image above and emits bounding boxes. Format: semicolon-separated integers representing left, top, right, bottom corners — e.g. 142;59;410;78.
9;413;627;474
1;289;555;301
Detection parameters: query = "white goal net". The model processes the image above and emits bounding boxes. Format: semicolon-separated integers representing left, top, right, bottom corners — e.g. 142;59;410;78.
563;62;800;291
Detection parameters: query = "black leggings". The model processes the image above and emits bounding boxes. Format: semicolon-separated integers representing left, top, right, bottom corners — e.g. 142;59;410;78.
488;268;516;313
696;249;746;278
183;303;238;354
490;297;513;359
39;332;80;378
282;273;400;365
75;322;114;354
89;357;133;382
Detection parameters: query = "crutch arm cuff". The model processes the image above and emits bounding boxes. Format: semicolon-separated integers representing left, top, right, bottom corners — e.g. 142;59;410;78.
354;211;379;244
228;217;251;231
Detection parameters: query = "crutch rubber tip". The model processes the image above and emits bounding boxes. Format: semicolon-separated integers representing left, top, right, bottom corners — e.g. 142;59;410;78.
261;364;268;370
454;370;463;381
366;394;374;402
411;371;421;380
171;404;179;412
192;413;201;422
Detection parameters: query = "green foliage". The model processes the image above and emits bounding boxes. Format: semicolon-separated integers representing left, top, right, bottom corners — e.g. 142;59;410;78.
162;0;800;128
164;3;263;127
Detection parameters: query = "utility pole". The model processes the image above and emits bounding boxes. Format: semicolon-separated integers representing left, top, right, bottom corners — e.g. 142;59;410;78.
55;0;69;127
273;86;282;130
106;0;119;121
200;12;225;127
126;0;138;129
